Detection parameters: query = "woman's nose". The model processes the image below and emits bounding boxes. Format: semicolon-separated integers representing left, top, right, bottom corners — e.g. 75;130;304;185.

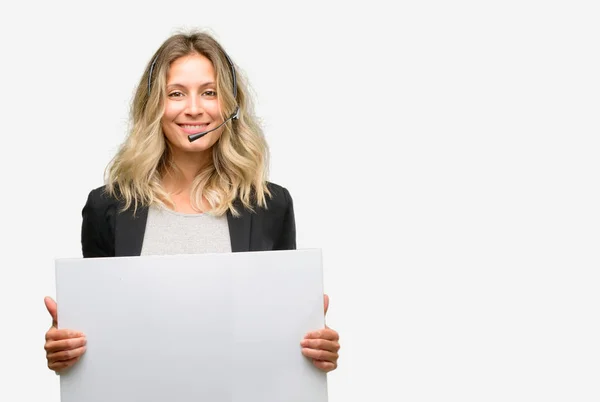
185;96;203;116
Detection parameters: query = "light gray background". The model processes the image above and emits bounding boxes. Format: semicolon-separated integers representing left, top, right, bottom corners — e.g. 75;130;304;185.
1;1;599;401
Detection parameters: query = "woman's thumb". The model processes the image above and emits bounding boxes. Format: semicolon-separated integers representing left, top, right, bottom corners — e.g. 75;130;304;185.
44;296;58;328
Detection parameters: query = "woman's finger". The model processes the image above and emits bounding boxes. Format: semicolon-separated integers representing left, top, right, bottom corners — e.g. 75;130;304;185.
312;360;337;372
301;347;338;363
300;338;340;353
45;337;87;353
48;356;82;372
304;328;339;341
45;328;85;341
47;345;87;363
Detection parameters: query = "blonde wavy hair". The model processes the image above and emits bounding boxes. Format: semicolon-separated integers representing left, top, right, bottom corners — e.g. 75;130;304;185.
105;30;270;216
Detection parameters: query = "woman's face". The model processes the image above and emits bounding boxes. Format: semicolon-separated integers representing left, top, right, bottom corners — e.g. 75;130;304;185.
161;53;224;154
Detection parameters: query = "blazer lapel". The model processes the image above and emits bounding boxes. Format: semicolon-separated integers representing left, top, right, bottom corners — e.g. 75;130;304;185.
227;205;252;252
115;204;149;257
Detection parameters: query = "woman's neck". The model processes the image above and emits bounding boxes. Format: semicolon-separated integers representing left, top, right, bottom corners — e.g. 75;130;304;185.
161;149;212;213
163;148;211;189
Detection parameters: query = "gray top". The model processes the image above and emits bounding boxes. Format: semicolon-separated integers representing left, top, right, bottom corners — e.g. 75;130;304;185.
140;205;232;256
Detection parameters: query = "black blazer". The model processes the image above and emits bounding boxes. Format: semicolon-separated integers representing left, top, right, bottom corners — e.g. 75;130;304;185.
81;182;296;257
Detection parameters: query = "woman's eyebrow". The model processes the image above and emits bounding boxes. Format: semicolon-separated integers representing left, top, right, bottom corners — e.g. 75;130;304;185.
166;82;216;90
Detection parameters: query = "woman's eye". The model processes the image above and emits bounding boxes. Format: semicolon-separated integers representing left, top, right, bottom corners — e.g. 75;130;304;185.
203;90;217;97
168;91;184;98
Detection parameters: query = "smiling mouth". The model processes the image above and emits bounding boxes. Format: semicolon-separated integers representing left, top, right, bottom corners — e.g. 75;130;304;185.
178;123;209;134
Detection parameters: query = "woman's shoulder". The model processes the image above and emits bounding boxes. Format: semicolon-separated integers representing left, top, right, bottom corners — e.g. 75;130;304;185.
83;185;120;212
265;181;294;209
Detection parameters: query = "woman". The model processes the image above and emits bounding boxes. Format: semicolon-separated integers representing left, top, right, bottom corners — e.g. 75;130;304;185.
43;30;340;374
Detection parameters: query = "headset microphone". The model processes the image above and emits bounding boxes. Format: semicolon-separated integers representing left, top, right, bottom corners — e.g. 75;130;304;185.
187;107;239;142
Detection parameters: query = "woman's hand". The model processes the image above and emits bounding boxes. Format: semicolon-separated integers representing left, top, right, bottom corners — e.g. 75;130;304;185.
301;294;340;373
43;297;87;373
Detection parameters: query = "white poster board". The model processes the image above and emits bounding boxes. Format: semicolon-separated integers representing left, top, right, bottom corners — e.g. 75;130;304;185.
55;249;328;402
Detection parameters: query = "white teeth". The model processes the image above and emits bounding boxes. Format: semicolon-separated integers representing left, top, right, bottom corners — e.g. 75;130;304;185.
181;124;207;129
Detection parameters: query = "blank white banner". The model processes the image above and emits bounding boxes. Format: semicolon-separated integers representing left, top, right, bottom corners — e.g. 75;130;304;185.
55;249;327;402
